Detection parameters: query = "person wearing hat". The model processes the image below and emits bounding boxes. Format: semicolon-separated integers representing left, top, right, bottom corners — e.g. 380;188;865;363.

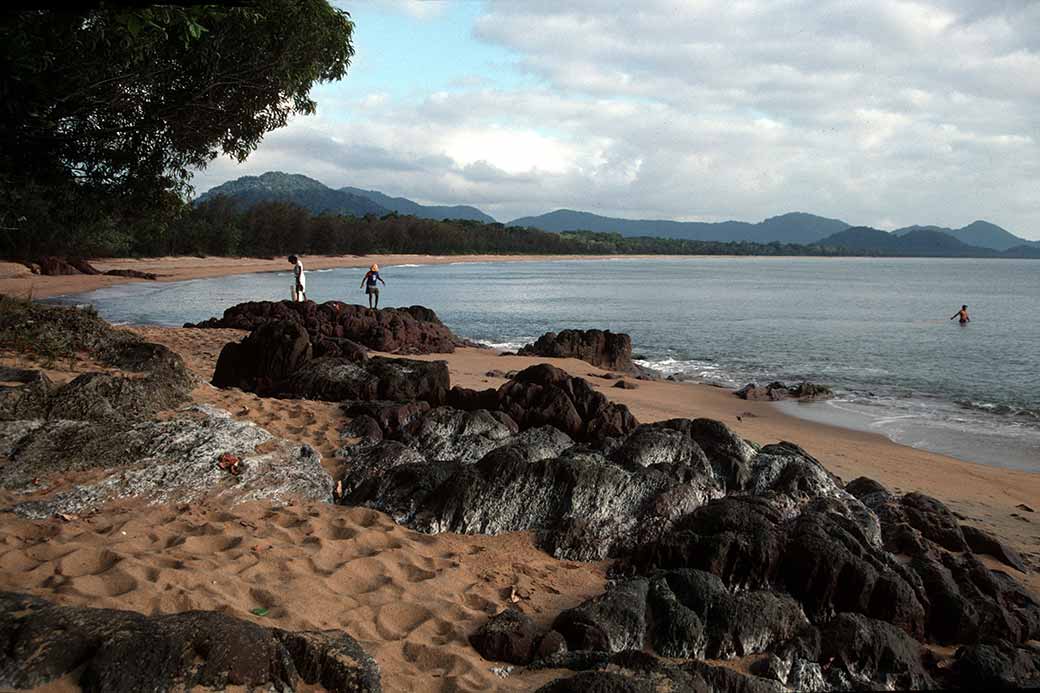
360;263;386;308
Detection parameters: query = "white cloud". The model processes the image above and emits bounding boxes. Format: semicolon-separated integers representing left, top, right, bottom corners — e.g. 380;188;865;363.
195;0;1040;238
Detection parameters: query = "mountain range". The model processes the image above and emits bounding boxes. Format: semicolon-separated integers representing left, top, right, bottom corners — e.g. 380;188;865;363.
196;172;1038;255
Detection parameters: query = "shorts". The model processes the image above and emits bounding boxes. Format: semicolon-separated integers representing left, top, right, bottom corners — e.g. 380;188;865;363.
366;286;379;296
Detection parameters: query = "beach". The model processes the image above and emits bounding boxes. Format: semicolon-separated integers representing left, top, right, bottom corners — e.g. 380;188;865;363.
1;267;1038;690
0;254;693;300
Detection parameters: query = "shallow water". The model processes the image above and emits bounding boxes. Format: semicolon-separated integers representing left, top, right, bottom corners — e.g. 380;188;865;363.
54;256;1040;471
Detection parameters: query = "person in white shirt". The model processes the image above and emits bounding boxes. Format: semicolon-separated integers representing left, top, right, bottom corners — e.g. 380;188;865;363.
288;255;306;302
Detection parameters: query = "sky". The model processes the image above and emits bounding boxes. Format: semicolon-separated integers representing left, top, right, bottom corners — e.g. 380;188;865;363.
192;0;1040;238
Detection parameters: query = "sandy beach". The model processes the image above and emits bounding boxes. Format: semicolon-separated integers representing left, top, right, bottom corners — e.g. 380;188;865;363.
1;318;1038;690
0;254;703;300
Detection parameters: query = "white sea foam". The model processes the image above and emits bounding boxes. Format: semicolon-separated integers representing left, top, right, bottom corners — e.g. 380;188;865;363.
474;338;531;352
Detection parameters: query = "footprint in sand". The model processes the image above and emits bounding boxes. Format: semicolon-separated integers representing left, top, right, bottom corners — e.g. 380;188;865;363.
67;568;138;597
0;550;38;573
55;547;122;578
400;562;437;583
374;601;432;641
181;534;243;554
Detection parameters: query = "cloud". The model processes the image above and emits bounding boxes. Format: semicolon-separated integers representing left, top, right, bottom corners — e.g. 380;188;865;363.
195;0;1040;237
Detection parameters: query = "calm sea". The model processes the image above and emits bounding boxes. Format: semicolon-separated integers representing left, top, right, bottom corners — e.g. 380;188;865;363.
53;257;1040;471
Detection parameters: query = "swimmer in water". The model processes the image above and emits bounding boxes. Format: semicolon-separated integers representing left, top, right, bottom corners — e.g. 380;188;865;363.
950;305;969;324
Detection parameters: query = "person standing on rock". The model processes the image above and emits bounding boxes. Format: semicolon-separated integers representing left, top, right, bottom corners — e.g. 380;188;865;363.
950;305;969;325
360;263;385;309
289;255;306;302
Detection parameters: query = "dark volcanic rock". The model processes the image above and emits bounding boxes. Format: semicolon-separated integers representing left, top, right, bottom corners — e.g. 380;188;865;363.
469;609;540;665
814;613;934;689
211;320;313;393
0;592;380;692
284;356;450;405
313;336;369;361
735;381;833;401
343;400;431;437
341;413;705;560
1;405;332;517
104;268;158;280
950;639;1040;689
495;364;638;443
961;524;1029;573
518;329;635;372
188;300;461;354
554;579;649;652
34;255;81;275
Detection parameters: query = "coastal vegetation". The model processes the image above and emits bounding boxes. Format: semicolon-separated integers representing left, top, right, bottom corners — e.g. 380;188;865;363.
0;2;355;261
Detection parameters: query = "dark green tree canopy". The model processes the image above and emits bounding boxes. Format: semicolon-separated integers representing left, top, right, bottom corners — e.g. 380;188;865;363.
0;2;354;258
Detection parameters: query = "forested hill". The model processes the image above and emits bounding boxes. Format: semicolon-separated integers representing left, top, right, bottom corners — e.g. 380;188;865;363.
195;172;497;223
32;197;1030;260
339;186;495;223
507;210;852;244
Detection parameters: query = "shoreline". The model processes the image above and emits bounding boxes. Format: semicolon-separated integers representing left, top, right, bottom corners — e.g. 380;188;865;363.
1;253;733;300
1;252;1018;300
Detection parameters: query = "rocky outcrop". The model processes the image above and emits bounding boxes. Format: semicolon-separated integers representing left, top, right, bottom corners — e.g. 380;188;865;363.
33;255;82;275
0;592;381;692
1;405;332;518
735;381;833;401
209;319;450;405
212;319;315;393
519;329;635;372
451;364;639;444
188;300;463;354
469;609;541;665
285;357;450;405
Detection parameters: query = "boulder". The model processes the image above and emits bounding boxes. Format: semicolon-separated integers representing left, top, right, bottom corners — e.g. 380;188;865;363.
313;336;369;361
188;300;462;354
495;364;639;443
949;639;1040;689
735;381;833;401
211;320;314;393
283;357;450;405
961;524;1029;573
34;255;80;275
104;268;158;280
2;405;333;518
0;592;381;692
343;400;431;437
814;613;934;689
519;329;635;372
341;417;701;560
554;579;649;652
469;609;540;665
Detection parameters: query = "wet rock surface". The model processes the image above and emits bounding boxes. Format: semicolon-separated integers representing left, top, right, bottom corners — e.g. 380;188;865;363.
0;592;381;692
735;381;834;401
519;329;636;372
188;300;464;354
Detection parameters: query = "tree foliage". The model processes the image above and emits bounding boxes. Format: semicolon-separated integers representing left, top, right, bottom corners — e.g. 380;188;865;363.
112;197;862;259
0;2;354;259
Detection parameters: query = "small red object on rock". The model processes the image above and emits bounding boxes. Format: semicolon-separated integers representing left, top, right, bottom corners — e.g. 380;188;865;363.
216;453;242;476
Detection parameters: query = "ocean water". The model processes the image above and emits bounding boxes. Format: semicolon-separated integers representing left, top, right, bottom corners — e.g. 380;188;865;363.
53;257;1040;471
